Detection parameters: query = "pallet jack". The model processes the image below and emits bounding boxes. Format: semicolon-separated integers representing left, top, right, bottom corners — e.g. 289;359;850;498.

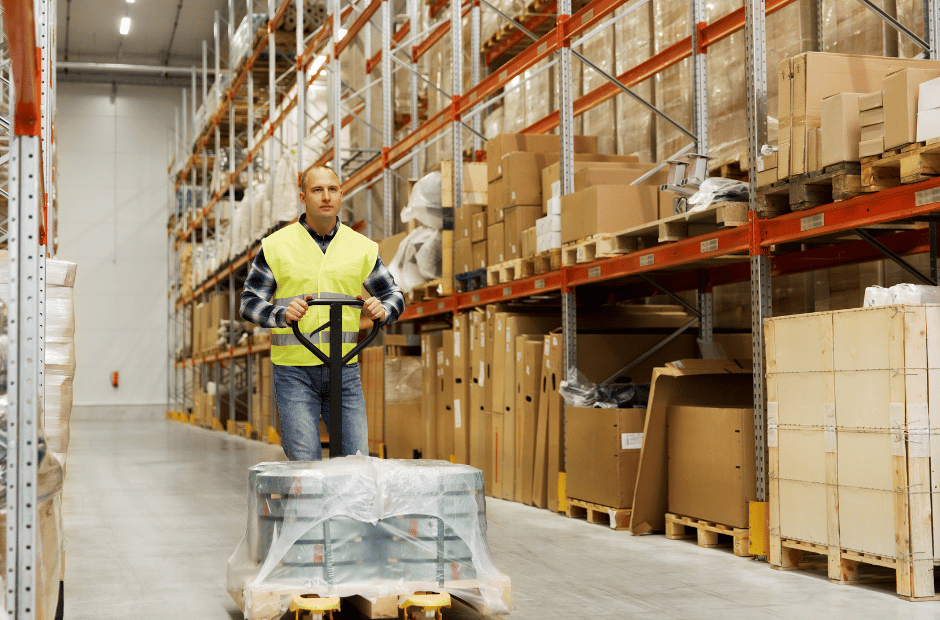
288;298;454;619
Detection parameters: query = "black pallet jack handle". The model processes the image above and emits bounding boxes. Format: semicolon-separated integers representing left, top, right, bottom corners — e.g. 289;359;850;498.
290;298;381;458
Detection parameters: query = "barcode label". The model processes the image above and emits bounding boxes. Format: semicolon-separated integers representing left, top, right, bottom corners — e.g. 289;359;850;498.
700;238;718;253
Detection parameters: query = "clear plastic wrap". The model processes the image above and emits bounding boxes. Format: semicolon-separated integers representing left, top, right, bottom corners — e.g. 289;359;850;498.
864;283;940;306
401;172;443;229
686;178;749;210
272;152;301;224
387;227;443;292
502;75;526;133
43;374;73;467
652;0;692;162
385;355;422;405
45;286;74;342
580;28;616;154
614;3;655;161
524;59;553;129
559;368;650;409
227;457;511;620
232;14;268;67
484;107;504;139
46;340;76;376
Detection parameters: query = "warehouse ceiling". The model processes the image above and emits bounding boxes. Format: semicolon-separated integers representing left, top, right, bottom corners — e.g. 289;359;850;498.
57;0;242;70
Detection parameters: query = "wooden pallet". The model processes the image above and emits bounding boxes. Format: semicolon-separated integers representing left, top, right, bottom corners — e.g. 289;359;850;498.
770;538;940;601
560;200;748;265
861;140;940;192
665;513;752;558
485;258;535;286
565;498;631;530
757;162;863;218
532;248;561;274
405;279;442;304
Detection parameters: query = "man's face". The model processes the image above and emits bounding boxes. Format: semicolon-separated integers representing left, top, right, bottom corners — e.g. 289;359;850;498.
300;168;343;223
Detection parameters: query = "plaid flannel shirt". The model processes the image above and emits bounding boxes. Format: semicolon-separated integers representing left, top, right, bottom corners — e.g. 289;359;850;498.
239;216;404;329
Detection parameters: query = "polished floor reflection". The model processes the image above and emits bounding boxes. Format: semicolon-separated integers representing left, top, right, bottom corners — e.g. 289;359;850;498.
64;418;940;619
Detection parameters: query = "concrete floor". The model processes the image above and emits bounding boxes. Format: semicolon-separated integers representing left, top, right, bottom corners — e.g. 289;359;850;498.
63;417;940;619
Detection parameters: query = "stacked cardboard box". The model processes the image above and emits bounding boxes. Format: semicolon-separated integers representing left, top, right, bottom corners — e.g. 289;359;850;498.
360;346;385;455
447;161;488;278
917;76;940;142
383;355;423;459
858;91;884;158
455;204;485;274
778;53;940;179
421;332;442;460
765;306;940;598
250;354;274;434
884;68;940;149
820;92;862;168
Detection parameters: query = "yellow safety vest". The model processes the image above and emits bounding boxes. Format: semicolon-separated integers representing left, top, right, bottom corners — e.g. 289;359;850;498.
262;221;378;366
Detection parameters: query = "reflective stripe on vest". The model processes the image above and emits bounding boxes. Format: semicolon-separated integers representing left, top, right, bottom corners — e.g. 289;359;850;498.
262;222;378;366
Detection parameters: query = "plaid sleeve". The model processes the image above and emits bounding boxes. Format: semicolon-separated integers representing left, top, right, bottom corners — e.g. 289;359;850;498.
239;249;289;329
363;254;405;326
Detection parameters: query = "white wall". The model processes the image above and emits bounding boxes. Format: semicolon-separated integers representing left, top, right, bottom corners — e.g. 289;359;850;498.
57;82;179;409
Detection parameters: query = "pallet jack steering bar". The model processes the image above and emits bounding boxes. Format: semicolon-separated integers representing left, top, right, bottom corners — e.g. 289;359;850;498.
290;298;382;458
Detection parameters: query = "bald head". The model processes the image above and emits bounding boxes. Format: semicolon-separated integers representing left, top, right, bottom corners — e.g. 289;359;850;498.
300;164;340;194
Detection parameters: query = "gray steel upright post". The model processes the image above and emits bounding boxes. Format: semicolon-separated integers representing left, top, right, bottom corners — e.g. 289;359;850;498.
382;0;394;234
471;0;482;155
929;0;938;59
229;0;237;416
558;0;575;474
452;0;464;210
409;0;420;180
332;0;343;181
7;134;42;620
365;23;374;236
297;0;307;184
269;0;277;236
745;0;770;502
690;0;708;156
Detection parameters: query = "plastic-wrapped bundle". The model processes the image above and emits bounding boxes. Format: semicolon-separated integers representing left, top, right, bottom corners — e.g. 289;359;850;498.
227;457;511;620
401;171;443;229
44;374;73;468
45;287;74;342
272;152;301;224
250;182;270;240
232;200;251;257
614;3;654;161
217;223;232;267
864;283;940;306
387;227;443;293
502;74;526;133
232;14;268;66
580;28;616;154
525;59;553;130
484;107;504;139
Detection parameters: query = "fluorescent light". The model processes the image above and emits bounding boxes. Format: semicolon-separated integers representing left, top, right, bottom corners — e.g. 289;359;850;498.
126;0;135;3
312;56;327;72
120;16;131;35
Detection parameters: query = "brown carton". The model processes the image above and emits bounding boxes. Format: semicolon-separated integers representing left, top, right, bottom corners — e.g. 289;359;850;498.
540;158;646;207
560;185;659;244
453;316;471;465
487;223;505;265
471;212;487;243
503;152;558;207
545;333;565;512
486;133;599;182
883;67;940;150
859;137;884;158
566;407;646;508
471;241;487;270
860;122;884;142
858;90;883;111
420;333;442;460
521;226;537;259
377;232;407;265
667;405;756;528
468;312;487;472
516;338;543;505
454;237;472;275
455;204;484;241
487;178;508;213
503;205;542;260
820;92;863;167
437;331;455;461
778;58;793;179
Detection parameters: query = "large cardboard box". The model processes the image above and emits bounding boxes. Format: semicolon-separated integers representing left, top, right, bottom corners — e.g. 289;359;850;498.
484;306;500;414
521;226;537;259
377;232;407;265
436;331;456;461
383;356;423;460
468;311;488;473
442;161;488;207
503;152;558;207
486;133;599;182
820;92;863;167
667;405;756;528
487;223;505;265
630;359;753;535
532;336;554;509
566;407;646;508
545;333;565;512
788;53;940;174
490;411;503;498
487;178;509;213
503;206;543;260
471;241;487;271
453;316;471;465
516;338;543;505
540;157;645;210
456;204;484;241
560;185;659;244
471;212;487;243
778;58;792;179
883;68;940;150
420;333;442;460
454;237;472;275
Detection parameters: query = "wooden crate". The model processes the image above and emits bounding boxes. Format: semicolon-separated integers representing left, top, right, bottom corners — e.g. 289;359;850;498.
765;306;940;599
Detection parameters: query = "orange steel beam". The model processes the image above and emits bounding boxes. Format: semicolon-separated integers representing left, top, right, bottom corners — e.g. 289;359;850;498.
271;0;292;29
483;1;557;66
301;6;354;67
335;0;383;57
3;0;41;136
429;0;450;19
366;19;410;73
523;0;796;134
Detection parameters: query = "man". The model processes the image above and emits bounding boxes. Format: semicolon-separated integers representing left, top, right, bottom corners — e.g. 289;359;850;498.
240;164;404;461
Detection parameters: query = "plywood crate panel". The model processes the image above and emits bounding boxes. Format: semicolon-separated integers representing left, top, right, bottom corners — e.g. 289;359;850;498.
765;305;939;599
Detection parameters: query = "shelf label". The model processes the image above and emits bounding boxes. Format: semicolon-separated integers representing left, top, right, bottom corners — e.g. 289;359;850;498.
534;278;545;289
700;238;719;253
437;301;445;310
471;293;480;303
916;187;940;207
639;254;655;267
800;213;825;231
417;306;424;315
588;266;601;278
503;286;512;296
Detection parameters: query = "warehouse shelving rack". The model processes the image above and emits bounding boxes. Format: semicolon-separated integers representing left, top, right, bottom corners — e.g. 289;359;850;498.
3;0;57;616
168;0;940;561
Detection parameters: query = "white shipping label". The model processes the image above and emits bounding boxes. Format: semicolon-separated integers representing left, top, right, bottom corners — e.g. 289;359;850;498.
526;365;531;376
454;331;461;356
767;401;778;425
454;400;462;428
479;361;485;386
767;425;778;448
552;335;558;346
823;403;835;427
824;427;836;453
621;433;643;450
437;351;444;364
512;191;517;200
517;351;522;362
544;340;550;356
506;328;511;352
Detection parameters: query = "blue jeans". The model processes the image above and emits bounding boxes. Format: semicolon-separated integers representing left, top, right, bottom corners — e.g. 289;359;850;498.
272;363;368;461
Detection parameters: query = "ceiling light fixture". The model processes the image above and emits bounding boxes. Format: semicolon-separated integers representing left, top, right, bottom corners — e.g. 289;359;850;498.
126;0;135;3
120;16;131;35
